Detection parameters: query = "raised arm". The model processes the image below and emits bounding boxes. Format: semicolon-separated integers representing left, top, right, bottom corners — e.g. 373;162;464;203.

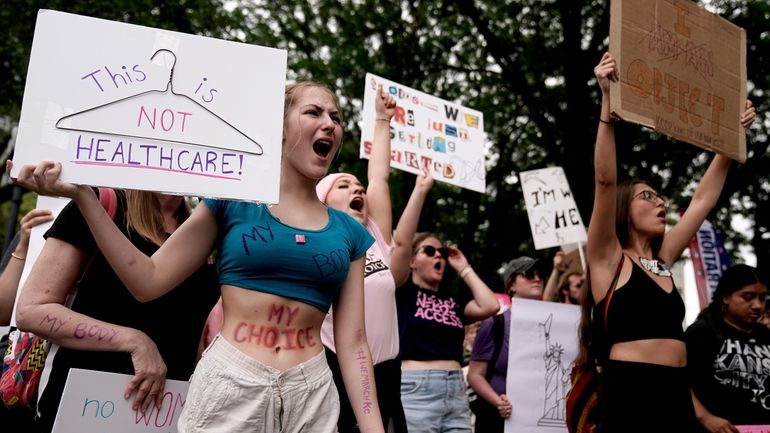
13;161;216;302
15;238;166;411
541;250;565;302
0;208;53;325
448;245;499;321
659;100;756;264
334;257;385;433
366;86;397;244
586;53;623;302
391;170;433;287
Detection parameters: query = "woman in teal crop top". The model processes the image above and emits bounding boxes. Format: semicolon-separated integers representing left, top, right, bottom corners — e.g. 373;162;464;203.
12;82;386;433
577;52;756;433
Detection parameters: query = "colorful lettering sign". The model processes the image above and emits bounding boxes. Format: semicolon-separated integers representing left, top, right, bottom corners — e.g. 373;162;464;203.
11;10;287;202
688;219;731;310
519;167;587;250
360;73;486;193
609;0;747;161
52;369;189;433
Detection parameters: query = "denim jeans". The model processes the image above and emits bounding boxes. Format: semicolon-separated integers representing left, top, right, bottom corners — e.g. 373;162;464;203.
178;335;339;433
400;369;472;433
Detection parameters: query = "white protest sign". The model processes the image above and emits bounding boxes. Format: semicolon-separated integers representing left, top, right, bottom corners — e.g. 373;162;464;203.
11;10;287;202
52;368;189;433
360;73;486;193
520;167;587;250
8;195;70;327
505;298;580;433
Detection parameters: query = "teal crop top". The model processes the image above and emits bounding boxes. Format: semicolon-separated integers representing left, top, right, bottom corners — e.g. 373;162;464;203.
203;199;373;312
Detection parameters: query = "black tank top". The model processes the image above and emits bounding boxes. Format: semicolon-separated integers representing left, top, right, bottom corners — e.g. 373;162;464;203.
597;259;685;346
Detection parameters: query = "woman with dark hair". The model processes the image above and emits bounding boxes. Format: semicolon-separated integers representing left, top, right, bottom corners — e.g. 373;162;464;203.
686;264;770;432
578;52;756;433
396;232;499;433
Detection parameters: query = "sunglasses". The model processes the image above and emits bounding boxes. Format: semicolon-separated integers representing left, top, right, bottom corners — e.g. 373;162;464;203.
633;190;669;207
421;245;449;260
519;269;541;280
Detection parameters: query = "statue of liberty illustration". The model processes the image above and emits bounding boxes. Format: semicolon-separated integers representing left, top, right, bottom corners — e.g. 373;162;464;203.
537;314;571;427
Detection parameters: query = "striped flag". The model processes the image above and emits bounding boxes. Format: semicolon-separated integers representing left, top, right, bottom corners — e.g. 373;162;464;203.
688;219;731;310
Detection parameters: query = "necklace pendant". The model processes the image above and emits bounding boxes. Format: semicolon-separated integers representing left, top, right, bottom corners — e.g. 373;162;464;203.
295;234;306;244
639;257;671;277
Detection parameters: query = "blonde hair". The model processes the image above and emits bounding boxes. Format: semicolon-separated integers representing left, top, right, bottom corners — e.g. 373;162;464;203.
124;190;190;247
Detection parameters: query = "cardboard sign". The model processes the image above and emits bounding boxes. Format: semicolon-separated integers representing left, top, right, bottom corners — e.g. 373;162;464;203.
360;73;486;193
505;298;580;433
52;369;189;433
609;0;747;162
11;10;287;202
519;167;587;250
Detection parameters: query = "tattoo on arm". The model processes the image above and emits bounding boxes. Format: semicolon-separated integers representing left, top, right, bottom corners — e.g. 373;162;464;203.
356;348;373;414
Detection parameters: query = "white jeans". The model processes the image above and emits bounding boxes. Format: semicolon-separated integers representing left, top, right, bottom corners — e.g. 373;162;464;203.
178;335;339;433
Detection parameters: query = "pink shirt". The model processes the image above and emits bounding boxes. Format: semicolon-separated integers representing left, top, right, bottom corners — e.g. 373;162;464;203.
321;217;399;364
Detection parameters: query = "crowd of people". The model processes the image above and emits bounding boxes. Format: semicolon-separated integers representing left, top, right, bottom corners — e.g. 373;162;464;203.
0;50;765;433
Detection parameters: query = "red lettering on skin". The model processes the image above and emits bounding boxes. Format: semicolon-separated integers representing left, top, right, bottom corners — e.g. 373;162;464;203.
268;304;300;326
305;327;316;347
296;328;305;349
233;322;247;343
263;327;278;347
281;329;298;350
248;324;264;344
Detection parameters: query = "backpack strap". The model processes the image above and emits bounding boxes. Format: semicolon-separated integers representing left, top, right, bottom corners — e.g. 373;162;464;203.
602;254;626;328
484;312;506;381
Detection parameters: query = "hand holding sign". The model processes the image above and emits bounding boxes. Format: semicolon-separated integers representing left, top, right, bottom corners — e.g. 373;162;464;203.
125;332;167;412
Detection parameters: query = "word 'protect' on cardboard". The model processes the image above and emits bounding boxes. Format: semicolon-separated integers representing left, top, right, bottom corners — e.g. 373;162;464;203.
609;0;746;162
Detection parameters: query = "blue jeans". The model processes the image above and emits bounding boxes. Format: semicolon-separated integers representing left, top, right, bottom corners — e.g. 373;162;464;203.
400;370;472;433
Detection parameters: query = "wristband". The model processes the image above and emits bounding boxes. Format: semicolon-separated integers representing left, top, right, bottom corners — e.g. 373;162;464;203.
459;266;473;279
11;252;26;261
375;118;390;122
599;118;614;125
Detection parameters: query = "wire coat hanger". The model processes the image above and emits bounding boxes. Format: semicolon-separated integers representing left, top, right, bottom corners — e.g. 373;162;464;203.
56;48;264;155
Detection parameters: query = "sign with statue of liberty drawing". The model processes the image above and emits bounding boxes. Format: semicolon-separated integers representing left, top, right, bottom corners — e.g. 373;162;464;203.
505;298;580;433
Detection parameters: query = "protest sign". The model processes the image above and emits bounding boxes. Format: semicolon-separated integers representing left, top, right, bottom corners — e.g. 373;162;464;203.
519;167;587;250
52;369;189;433
687;219;731;310
505;298;580;433
11;10;287;202
609;0;747;162
360;73;486;193
737;426;770;433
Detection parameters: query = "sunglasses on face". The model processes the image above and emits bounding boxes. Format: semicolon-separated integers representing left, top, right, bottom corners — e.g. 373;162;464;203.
633;190;669;207
421;245;449;259
519;269;541;280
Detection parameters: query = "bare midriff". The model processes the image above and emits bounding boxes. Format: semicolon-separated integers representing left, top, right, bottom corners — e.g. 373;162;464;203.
610;338;686;367
219;285;326;371
401;359;462;371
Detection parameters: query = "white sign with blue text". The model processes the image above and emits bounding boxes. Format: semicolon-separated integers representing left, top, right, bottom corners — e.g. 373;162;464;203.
52;368;189;433
11;10;287;202
360;73;486;193
519;167;587;250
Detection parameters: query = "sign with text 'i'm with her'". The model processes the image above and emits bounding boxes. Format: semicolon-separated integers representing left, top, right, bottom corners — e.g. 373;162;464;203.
519;167;586;250
52;369;189;433
360;73;486;193
11;10;287;202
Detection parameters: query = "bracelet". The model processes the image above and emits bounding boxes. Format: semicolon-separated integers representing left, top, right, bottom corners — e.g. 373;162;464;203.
375;118;390;122
599;118;614;125
10;252;26;261
459;266;473;279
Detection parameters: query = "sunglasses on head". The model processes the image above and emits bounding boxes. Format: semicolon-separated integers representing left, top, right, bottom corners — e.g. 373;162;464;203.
421;245;449;259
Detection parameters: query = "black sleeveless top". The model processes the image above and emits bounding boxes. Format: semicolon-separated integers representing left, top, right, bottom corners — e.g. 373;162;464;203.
596;259;685;347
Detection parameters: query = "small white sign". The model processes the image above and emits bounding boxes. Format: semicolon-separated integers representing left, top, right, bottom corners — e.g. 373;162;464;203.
505;298;580;433
11;10;287;202
519;167;587;250
360;73;486;193
52;368;189;433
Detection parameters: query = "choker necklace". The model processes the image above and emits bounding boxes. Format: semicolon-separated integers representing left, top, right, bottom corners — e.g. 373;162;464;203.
639;257;672;277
